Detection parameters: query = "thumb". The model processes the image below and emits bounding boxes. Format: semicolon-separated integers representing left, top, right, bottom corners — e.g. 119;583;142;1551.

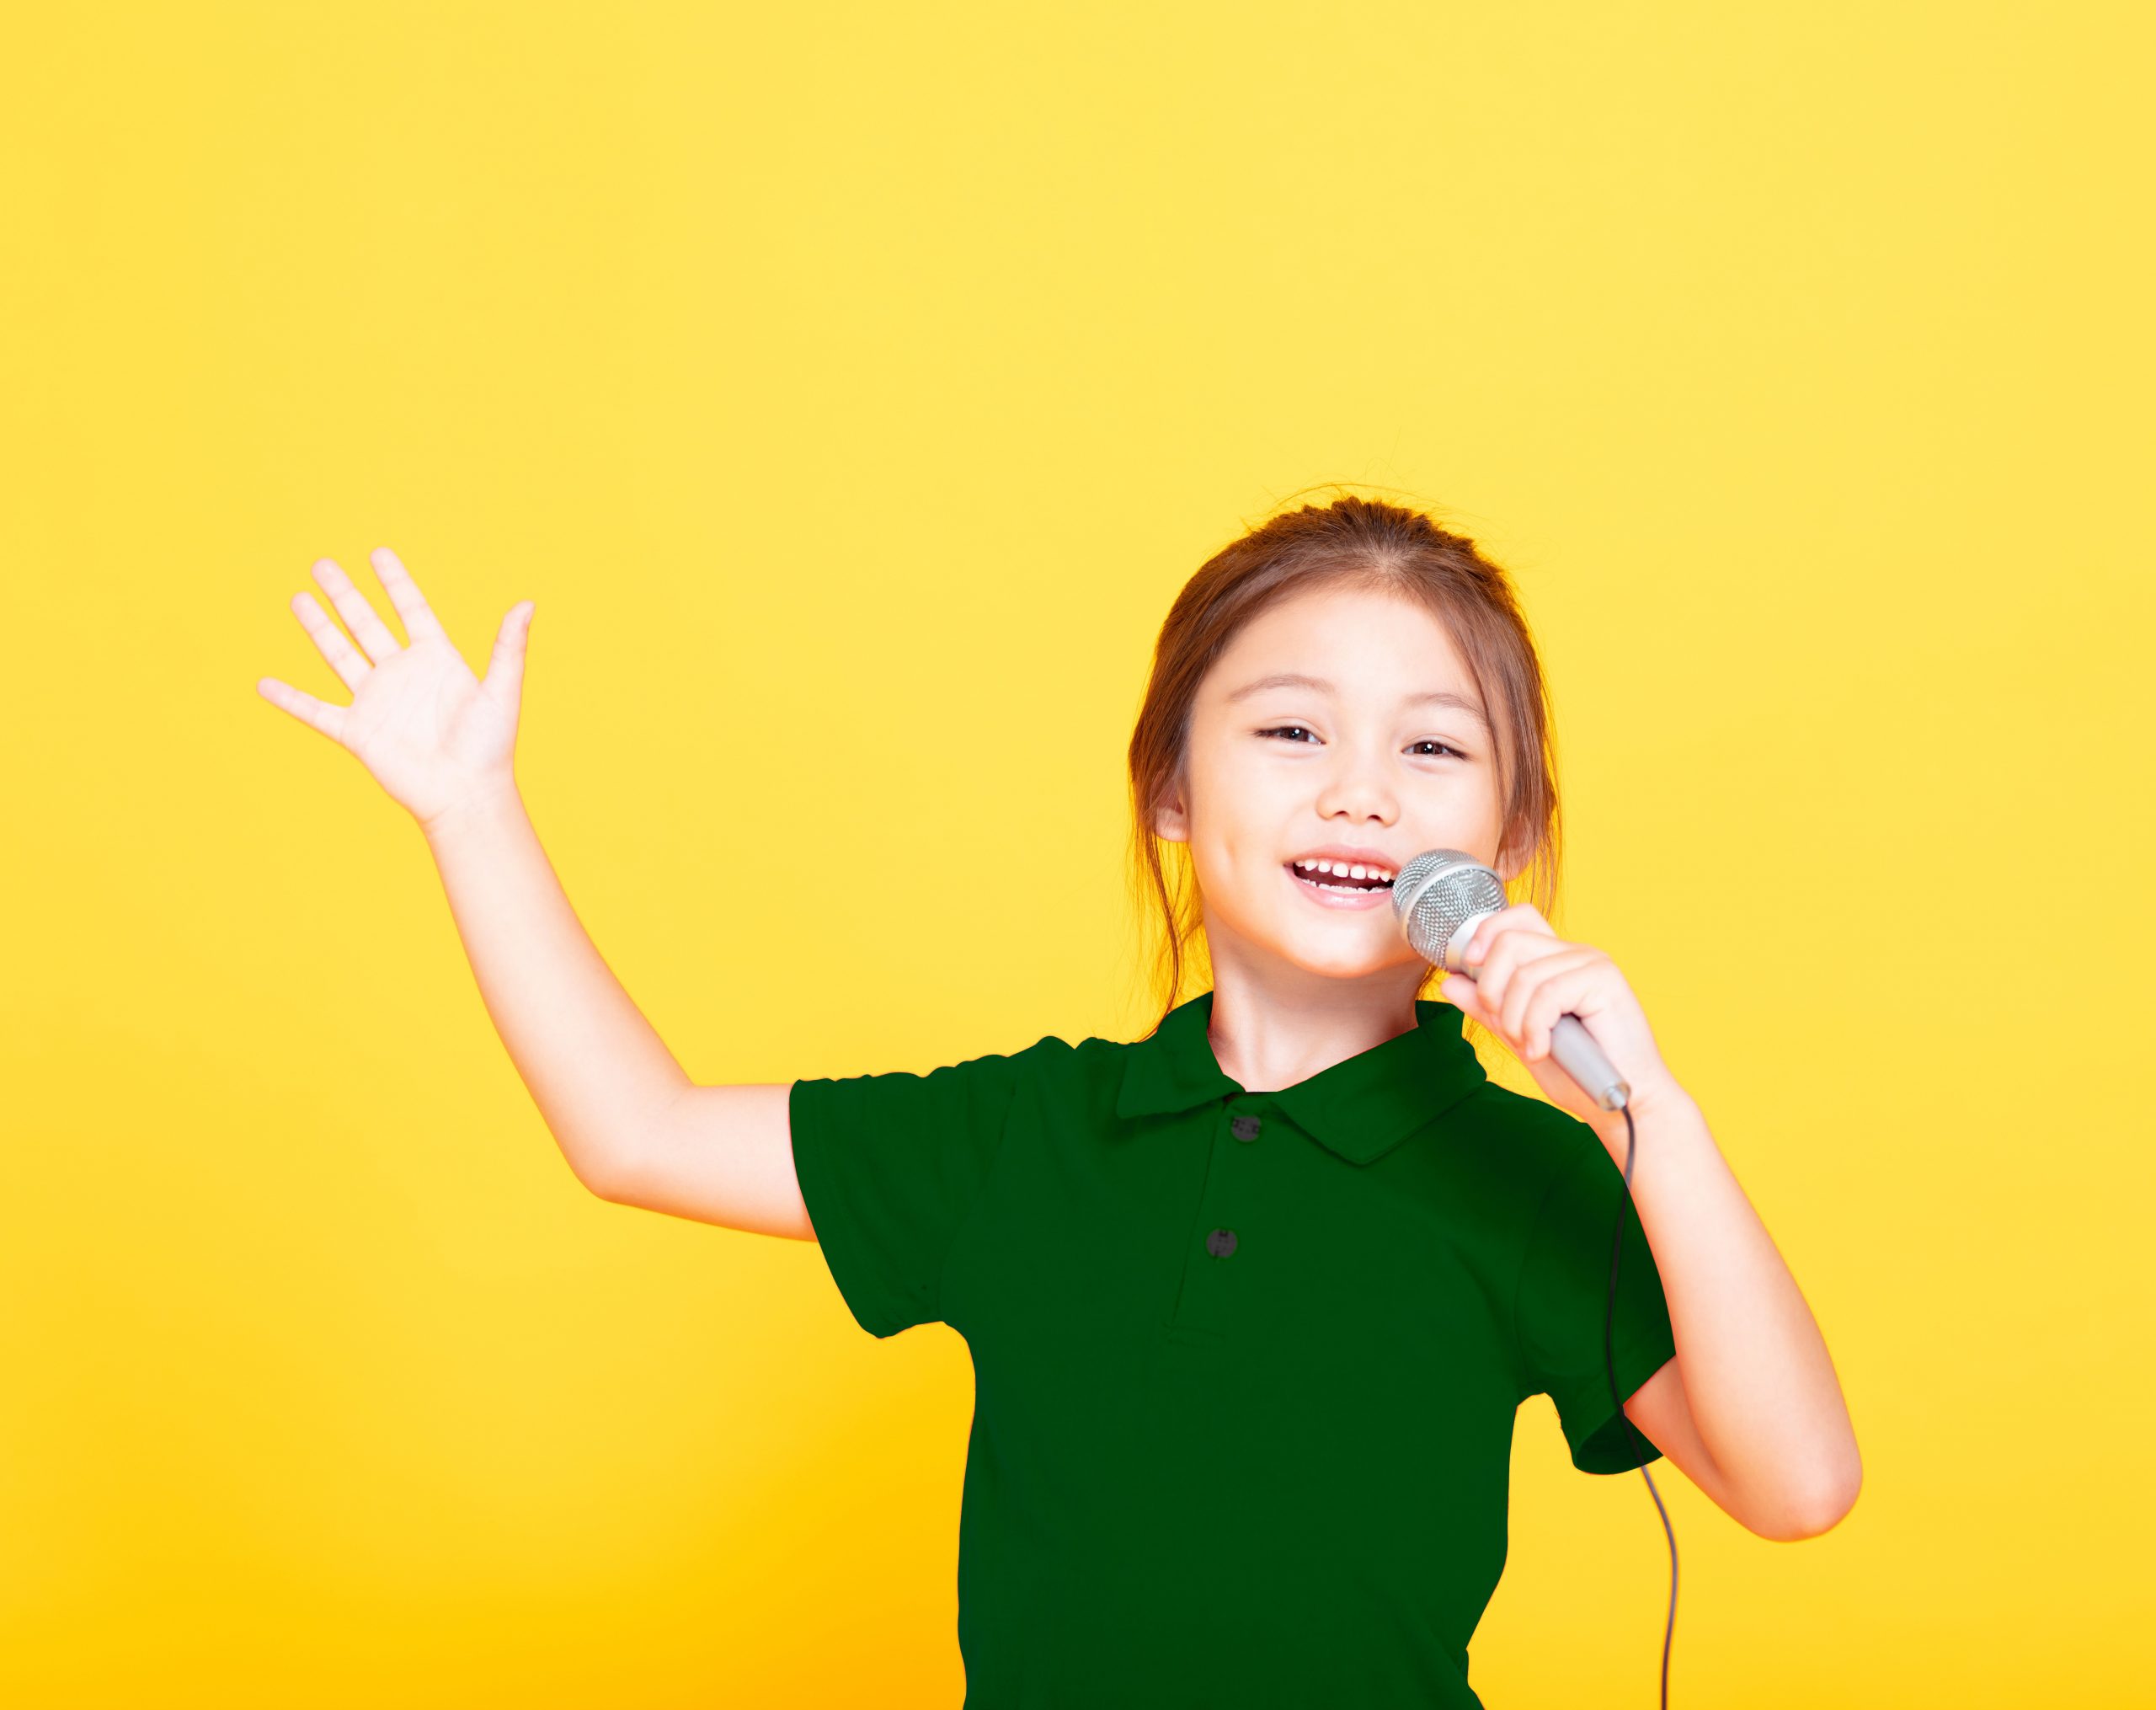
483;599;535;703
1438;973;1484;1020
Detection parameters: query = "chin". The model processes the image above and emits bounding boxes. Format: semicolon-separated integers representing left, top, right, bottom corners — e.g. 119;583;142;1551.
1273;938;1400;982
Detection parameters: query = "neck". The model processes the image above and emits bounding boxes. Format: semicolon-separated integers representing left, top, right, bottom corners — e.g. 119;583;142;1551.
1200;970;1426;1093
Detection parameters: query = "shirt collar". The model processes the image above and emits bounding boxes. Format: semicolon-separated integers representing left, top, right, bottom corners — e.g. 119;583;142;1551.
1113;988;1489;1166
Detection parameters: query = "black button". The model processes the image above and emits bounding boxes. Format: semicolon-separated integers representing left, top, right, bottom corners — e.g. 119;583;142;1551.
1230;1115;1262;1141
1206;1228;1238;1258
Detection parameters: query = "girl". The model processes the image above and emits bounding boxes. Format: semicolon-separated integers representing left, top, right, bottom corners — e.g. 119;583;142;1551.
257;494;1860;1707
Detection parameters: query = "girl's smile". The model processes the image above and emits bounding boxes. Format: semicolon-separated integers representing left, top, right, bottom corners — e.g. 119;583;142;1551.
1283;858;1399;911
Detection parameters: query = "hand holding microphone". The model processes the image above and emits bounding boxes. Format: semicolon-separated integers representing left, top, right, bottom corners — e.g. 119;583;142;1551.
1392;849;1663;1117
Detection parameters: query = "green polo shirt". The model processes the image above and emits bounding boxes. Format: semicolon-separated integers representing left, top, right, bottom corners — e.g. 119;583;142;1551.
789;988;1677;1708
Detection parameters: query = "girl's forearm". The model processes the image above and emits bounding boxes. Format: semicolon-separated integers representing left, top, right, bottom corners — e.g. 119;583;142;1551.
422;783;691;1194
1593;1086;1862;1531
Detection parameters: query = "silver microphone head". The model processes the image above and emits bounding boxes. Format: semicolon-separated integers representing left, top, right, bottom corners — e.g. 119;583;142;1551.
1391;849;1508;971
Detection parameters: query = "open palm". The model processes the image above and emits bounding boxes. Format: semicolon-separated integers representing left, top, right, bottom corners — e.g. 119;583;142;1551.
256;546;535;832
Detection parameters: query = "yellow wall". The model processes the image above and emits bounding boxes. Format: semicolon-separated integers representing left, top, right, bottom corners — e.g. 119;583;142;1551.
3;3;2149;1704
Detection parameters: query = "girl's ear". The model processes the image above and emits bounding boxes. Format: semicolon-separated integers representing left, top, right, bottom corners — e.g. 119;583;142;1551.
1492;826;1530;884
1151;780;1192;845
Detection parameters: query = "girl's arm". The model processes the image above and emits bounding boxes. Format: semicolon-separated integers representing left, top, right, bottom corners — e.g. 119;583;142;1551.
1445;902;1863;1536
424;783;811;1233
600;1082;813;1238
1590;1082;1861;1537
257;548;718;1204
420;784;698;1201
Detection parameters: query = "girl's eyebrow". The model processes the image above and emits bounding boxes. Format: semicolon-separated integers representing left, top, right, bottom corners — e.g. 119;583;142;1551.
1224;671;1490;732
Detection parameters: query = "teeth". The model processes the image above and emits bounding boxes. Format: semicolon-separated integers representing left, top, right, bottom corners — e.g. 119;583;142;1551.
1290;858;1394;882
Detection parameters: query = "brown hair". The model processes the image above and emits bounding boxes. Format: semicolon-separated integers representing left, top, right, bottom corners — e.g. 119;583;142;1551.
1123;489;1563;1039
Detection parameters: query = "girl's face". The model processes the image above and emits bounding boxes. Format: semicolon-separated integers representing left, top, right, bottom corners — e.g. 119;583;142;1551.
1154;581;1519;990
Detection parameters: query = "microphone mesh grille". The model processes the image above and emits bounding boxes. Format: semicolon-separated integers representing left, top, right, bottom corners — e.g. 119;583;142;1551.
1392;850;1508;968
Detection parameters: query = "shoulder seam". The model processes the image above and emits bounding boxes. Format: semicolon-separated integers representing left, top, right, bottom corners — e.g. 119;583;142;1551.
930;1038;1060;1323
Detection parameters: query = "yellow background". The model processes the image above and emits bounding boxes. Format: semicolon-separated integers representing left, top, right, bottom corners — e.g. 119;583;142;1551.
4;3;2150;1704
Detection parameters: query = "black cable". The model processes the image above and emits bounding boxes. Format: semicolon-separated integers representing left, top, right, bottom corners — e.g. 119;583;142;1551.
1606;1098;1678;1708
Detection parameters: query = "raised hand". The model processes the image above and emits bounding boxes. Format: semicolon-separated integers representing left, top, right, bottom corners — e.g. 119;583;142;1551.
256;547;536;833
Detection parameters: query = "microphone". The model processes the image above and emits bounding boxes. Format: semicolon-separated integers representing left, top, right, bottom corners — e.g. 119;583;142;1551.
1391;849;1630;1112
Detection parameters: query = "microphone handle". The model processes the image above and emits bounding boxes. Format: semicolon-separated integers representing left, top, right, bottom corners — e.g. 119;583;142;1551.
1456;948;1630;1112
1548;1013;1630;1113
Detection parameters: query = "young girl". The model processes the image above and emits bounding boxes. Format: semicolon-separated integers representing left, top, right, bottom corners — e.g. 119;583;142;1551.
258;494;1860;1707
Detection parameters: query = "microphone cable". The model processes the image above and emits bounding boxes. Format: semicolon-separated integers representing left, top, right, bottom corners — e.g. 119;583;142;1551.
1387;846;1683;1702
1606;1097;1679;1708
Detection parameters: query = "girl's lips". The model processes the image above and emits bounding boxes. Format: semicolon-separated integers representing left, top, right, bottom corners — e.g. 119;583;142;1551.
1283;862;1394;911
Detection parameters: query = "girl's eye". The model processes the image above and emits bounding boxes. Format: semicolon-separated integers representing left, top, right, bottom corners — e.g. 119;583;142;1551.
1258;726;1467;761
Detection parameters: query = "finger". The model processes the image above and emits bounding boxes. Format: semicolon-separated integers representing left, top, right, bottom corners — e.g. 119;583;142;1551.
481;600;534;704
1461;907;1517;983
368;546;451;645
1508;901;1555;935
310;556;404;664
1438;973;1490;1025
1500;948;1591;1046
1462;903;1549;971
1505;949;1607;1056
255;674;349;746
291;587;373;694
1470;921;1574;1012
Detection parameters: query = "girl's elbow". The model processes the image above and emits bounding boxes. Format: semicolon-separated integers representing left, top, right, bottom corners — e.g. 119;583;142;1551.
1761;1465;1862;1542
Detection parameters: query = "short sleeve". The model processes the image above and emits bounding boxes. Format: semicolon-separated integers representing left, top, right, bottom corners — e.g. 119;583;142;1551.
1513;1131;1679;1474
788;1045;1032;1339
